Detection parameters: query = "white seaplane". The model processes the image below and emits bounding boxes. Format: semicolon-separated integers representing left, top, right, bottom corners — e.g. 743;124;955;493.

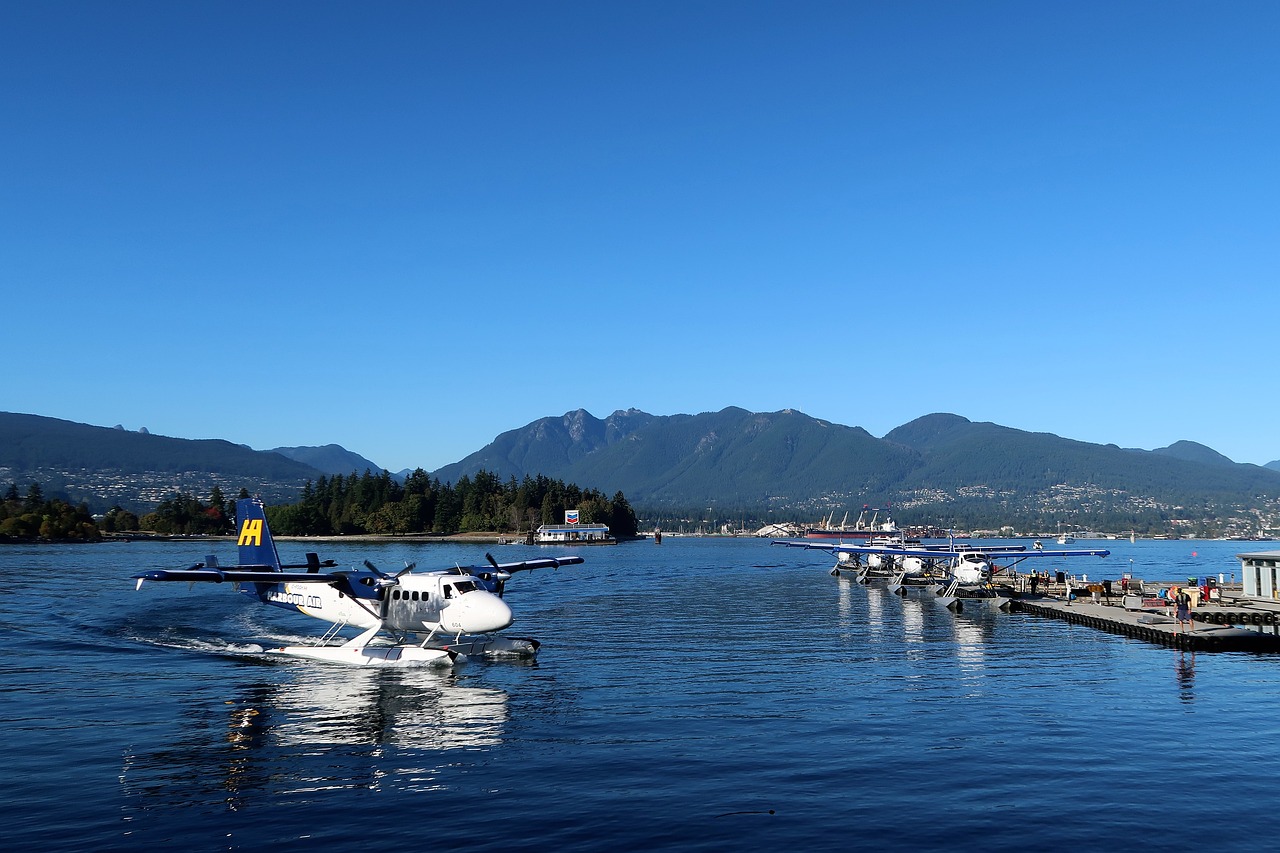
133;498;583;666
773;537;1110;612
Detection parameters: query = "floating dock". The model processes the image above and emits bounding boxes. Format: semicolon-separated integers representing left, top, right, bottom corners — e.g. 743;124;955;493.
1010;593;1280;652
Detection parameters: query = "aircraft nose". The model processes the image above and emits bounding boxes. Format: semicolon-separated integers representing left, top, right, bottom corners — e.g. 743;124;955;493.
461;592;514;633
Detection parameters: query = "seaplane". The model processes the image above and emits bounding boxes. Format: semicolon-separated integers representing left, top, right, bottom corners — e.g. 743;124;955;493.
775;535;961;583
773;537;1110;612
132;498;584;667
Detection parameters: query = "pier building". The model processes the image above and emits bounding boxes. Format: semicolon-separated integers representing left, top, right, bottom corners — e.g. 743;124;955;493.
1237;549;1280;601
533;522;616;545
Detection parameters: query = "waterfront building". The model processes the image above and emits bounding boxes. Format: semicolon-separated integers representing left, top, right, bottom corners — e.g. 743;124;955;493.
534;509;616;545
1237;550;1280;600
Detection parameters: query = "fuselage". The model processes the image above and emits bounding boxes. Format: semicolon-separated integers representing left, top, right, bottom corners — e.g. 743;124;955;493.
951;553;989;585
246;570;514;636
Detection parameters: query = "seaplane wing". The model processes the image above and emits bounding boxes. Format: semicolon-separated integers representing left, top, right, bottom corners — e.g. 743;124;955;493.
483;555;585;574
973;547;1111;573
459;553;587;596
773;539;1108;561
770;540;969;560
771;539;852;551
841;544;973;558
988;547;1111;559
134;567;351;586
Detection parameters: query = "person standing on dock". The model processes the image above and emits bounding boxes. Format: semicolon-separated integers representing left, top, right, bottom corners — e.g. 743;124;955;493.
1175;587;1192;633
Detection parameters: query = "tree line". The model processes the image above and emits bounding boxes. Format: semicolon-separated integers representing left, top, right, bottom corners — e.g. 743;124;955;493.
266;469;638;537
2;470;639;540
0;483;100;541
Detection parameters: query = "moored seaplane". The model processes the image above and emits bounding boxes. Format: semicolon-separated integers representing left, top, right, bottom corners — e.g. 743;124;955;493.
773;537;1110;612
775;536;959;584
132;498;583;666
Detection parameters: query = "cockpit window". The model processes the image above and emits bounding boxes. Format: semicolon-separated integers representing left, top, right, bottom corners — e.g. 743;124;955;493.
453;581;477;594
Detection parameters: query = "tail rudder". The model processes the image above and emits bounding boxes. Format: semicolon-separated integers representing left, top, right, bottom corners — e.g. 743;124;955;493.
235;498;282;570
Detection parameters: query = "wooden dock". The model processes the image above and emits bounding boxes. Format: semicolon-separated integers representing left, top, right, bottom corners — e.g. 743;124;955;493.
1009;592;1280;652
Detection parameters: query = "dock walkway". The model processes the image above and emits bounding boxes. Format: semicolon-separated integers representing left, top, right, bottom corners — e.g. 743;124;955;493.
1010;592;1280;652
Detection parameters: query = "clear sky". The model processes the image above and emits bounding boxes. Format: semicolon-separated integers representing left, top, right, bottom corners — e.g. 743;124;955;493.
4;1;1279;473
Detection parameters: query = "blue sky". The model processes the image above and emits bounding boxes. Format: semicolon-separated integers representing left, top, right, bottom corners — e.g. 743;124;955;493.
4;1;1279;473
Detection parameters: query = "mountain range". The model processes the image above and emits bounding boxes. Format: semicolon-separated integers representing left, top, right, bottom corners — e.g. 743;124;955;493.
0;413;380;513
4;408;1279;534
434;407;1280;534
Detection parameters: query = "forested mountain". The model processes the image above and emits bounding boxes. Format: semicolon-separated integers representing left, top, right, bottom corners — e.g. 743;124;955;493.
435;408;1280;535
880;414;1274;501
1150;440;1237;467
270;444;386;477
0;412;328;512
434;407;921;506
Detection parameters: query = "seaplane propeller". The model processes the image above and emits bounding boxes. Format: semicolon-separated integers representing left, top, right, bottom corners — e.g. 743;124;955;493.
485;553;511;597
363;560;416;588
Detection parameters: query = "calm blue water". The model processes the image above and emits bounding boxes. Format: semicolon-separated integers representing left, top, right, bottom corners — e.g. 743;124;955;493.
2;536;1278;851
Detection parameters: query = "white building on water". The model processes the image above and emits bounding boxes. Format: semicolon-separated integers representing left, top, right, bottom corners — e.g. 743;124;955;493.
1237;550;1280;600
534;510;616;545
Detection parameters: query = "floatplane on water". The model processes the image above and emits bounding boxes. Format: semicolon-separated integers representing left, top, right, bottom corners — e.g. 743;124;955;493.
773;536;1110;612
133;498;583;666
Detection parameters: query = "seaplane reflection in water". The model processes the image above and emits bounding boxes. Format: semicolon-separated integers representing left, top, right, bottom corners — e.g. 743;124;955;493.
864;583;887;635
264;667;508;750
132;498;583;666
900;595;925;644
774;537;1110;612
952;617;986;671
121;669;508;811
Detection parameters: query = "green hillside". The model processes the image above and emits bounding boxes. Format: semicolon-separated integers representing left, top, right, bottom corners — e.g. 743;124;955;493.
435;408;1280;535
0;412;326;512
